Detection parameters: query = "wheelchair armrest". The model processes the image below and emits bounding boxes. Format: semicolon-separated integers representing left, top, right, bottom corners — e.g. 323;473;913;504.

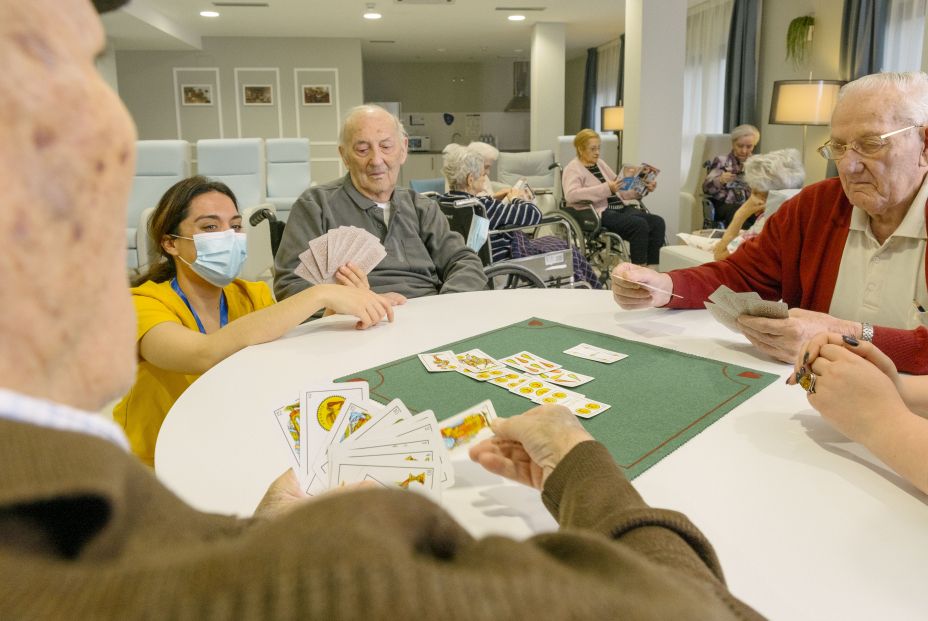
563;200;595;210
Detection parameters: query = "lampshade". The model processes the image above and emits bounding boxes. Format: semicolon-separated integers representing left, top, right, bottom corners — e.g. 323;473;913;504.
601;105;624;131
769;80;844;125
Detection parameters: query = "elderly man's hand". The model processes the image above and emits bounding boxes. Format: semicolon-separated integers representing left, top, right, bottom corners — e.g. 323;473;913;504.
737;307;859;363
253;469;377;520
611;262;674;309
469;405;594;490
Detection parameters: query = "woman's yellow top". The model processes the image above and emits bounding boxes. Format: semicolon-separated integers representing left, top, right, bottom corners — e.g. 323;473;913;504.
113;278;274;466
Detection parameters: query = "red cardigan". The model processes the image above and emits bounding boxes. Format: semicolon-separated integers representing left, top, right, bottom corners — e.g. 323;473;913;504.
667;177;928;374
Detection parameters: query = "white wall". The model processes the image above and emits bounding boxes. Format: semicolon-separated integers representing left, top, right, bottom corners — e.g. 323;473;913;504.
116;37;364;183
756;0;843;184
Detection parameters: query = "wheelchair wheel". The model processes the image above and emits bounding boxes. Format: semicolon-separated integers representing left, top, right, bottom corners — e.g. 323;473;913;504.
587;232;627;286
483;264;547;290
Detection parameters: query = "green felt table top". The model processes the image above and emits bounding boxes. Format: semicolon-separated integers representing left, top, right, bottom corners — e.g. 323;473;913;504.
337;317;777;479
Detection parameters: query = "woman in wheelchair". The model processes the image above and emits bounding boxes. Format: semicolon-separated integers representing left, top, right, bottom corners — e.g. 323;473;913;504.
113;176;398;465
439;148;601;288
563;129;666;267
701;124;760;228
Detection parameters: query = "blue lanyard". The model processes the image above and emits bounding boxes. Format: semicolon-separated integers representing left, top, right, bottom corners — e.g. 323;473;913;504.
171;278;228;334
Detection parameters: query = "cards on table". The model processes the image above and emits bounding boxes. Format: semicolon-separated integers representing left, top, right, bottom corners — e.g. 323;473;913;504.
563;343;628;364
295;225;387;285
416;346;613;420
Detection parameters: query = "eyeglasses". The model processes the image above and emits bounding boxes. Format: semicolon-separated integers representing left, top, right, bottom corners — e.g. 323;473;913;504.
817;124;922;160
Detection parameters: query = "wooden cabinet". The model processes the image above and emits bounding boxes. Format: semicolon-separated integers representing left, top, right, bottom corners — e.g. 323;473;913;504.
401;153;441;186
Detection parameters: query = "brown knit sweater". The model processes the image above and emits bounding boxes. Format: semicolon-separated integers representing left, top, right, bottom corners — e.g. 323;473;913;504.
0;419;763;620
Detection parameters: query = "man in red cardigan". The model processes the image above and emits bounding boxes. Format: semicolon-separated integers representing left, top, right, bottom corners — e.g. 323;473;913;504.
613;72;928;375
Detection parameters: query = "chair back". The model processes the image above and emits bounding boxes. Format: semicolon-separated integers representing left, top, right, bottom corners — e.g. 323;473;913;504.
196;138;267;209
497;150;556;189
409;178;445;194
437;197;492;266
128;140;190;269
265;138;310;223
557;134;618;172
679;133;730;232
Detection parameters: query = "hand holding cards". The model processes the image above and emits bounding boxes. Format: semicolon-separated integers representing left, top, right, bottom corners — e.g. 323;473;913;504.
295;226;386;285
705;285;788;333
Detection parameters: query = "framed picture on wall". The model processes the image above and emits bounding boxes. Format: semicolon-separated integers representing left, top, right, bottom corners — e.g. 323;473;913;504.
302;84;332;106
243;85;273;106
181;84;213;106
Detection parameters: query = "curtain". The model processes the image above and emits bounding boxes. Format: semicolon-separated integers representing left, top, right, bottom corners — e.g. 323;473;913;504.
593;40;621;132
882;0;927;71
723;0;761;132
841;0;890;79
580;48;598;130
617;34;625;105
681;0;733;177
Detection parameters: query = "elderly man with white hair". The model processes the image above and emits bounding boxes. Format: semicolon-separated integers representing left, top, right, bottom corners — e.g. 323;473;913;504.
614;72;928;375
274;105;487;300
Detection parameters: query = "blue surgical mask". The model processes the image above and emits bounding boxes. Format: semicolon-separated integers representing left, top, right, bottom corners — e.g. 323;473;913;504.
172;229;248;287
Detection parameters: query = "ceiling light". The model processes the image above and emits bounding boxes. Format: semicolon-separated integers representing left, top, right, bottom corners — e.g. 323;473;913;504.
508;14;526;21
363;3;382;19
199;10;220;17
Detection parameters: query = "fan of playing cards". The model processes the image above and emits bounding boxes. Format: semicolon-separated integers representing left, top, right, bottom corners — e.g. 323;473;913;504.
273;381;500;502
704;284;789;333
295;226;387;285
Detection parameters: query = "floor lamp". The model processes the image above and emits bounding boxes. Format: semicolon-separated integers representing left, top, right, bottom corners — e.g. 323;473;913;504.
768;80;844;164
601;105;624;166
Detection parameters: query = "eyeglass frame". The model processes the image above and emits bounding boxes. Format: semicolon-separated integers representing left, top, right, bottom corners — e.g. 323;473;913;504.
817;124;923;161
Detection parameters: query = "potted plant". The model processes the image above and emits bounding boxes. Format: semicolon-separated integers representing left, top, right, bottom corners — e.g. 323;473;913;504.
786;15;815;68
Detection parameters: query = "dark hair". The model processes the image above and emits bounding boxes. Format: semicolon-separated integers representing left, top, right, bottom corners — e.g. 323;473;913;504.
133;176;238;286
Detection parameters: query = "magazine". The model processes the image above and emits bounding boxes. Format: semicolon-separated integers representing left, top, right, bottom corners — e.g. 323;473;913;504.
619;163;660;196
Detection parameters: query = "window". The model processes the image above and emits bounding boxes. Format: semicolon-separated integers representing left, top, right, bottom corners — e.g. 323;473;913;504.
681;0;733;177
593;39;620;133
882;0;927;72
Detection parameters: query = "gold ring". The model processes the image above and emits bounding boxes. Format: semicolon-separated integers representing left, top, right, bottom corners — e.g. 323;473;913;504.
798;372;816;394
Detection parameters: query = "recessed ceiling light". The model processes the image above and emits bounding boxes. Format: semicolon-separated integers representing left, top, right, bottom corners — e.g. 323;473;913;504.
363;3;382;19
508;14;526;21
199;10;220;17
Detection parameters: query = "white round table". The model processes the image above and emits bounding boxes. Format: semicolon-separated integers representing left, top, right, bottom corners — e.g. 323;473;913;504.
156;289;928;621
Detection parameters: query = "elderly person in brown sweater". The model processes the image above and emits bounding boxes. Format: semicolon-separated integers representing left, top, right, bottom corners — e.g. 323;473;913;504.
0;1;762;619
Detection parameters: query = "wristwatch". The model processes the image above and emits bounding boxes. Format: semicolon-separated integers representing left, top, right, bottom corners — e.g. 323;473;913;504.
861;322;874;342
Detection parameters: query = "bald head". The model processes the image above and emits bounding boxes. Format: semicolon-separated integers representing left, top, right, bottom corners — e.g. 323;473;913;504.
338;104;408;202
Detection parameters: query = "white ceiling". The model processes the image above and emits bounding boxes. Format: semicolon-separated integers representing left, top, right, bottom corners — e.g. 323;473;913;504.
101;0;628;61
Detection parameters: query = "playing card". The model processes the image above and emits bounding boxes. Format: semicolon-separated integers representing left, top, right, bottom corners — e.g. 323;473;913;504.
523;382;583;405
502;351;561;374
563;396;611;419
272;398;301;467
536;369;594;388
329;457;441;502
563;343;627;364
704;301;741;332
744;298;789;319
457;367;512;382
439;400;498;451
707;285;741;317
299;382;369;493
418;350;458;372
456;348;503;373
308;235;330;280
486;370;527;389
312;399;389;484
509;376;547;398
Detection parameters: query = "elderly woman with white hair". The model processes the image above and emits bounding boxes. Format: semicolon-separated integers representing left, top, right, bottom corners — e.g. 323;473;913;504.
712;148;805;261
442;141;529;201
438;148;601;288
702;124;761;227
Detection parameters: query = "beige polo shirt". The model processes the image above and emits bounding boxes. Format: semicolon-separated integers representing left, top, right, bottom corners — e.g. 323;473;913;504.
829;176;928;329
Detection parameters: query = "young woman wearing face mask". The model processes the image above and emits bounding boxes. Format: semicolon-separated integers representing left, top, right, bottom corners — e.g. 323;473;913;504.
113;176;401;466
